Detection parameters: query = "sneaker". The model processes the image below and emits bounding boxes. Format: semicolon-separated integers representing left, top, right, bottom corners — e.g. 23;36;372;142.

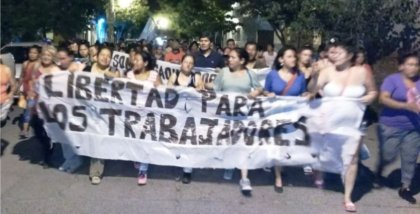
137;171;148;185
91;176;101;185
58;159;72;172
303;166;313;175
66;156;82;173
182;173;192;184
398;188;416;204
223;169;234;180
240;178;252;195
58;165;66;171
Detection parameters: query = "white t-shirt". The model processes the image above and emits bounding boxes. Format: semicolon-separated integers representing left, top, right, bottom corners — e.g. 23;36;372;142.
126;70;159;83
263;51;277;68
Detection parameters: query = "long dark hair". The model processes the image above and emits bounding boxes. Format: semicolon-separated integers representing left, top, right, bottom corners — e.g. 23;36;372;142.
230;48;249;69
273;45;297;70
332;37;357;63
134;50;156;71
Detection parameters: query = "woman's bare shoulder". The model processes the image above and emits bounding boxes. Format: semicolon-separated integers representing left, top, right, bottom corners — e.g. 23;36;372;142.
350;65;369;76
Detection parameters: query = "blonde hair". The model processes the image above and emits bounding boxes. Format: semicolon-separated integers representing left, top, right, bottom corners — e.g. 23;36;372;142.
41;45;57;63
42;45;57;57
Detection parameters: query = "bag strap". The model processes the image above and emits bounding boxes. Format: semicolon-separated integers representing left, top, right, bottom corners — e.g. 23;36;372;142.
246;69;253;84
281;71;298;95
246;69;259;90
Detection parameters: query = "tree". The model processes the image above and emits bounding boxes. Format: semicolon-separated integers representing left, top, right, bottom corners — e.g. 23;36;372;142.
239;0;420;62
1;0;106;44
238;0;306;45
149;0;239;39
114;0;149;39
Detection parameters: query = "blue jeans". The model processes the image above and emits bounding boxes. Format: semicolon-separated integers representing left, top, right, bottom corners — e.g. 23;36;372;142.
139;163;149;173
22;98;36;123
377;124;420;187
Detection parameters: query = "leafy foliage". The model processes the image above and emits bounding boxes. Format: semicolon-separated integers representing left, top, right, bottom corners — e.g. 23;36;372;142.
239;0;420;62
1;0;106;44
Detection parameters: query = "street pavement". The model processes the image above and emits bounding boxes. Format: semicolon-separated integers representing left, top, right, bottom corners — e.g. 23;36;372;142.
1;106;419;214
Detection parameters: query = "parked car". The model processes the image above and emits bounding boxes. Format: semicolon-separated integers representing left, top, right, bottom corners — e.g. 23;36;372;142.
0;42;45;81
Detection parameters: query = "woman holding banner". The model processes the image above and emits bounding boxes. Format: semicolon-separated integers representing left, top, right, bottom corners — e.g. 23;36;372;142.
29;45;61;168
89;46;120;78
206;48;263;195
89;46;121;185
168;54;203;184
311;39;377;212
126;50;161;185
376;52;419;204
168;54;203;90
264;46;308;193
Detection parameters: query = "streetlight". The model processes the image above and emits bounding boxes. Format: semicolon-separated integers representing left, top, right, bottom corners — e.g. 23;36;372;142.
117;0;134;9
155;16;170;30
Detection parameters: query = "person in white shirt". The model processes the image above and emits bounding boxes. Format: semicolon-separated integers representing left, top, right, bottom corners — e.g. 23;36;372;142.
263;43;277;68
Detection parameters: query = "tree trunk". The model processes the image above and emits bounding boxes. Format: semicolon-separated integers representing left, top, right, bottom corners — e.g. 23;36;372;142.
273;27;286;46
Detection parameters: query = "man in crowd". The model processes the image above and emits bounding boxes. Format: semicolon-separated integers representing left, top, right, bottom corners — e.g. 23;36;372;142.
245;42;267;69
195;33;225;69
226;39;236;50
263;43;277;67
164;40;185;64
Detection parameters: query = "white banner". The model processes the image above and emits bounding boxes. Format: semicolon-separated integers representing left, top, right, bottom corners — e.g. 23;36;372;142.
37;72;365;172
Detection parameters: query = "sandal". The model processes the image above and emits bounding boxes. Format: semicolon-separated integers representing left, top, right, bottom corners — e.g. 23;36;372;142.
274;179;283;193
343;202;357;212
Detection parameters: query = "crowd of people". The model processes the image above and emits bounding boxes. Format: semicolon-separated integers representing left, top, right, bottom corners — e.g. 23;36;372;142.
0;32;419;213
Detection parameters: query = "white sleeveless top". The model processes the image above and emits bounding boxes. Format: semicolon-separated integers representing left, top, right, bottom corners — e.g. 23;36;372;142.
322;82;366;98
126;70;159;83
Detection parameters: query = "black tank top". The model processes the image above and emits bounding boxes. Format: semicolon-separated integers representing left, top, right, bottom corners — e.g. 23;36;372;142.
174;71;196;88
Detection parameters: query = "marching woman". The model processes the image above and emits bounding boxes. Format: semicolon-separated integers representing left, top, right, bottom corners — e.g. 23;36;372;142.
376;52;419;204
89;46;120;78
206;48;263;195
297;45;314;86
264;46;308;193
19;45;41;138
29;46;61;167
89;46;121;185
168;54;203;184
126;50;161;185
311;39;377;212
